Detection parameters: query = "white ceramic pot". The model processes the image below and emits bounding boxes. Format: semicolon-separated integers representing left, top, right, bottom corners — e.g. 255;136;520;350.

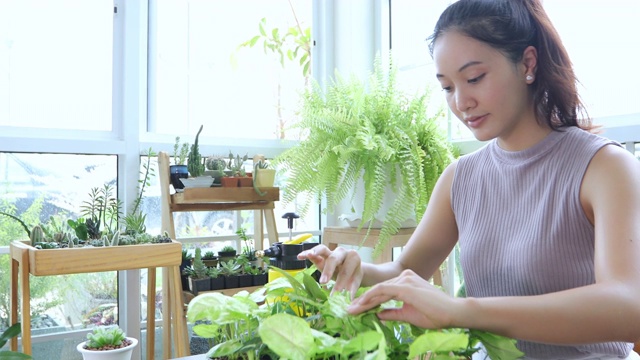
254;168;276;187
76;337;138;360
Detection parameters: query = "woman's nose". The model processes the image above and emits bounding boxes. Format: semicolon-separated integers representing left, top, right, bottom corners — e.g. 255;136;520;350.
454;89;475;113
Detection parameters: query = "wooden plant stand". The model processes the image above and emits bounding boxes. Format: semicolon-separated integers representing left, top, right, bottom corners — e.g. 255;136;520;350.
9;239;189;359
158;151;281;357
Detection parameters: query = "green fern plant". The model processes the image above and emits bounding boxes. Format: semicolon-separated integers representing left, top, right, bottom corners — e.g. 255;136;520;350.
274;57;454;257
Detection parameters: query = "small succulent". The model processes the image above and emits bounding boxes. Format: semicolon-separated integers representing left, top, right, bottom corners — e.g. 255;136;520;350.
84;326;127;350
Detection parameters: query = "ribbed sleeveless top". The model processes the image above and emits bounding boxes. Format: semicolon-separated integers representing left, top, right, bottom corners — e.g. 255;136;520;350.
451;127;632;359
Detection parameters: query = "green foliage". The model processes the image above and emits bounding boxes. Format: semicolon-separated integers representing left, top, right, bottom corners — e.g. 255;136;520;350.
220;245;236;253
274;56;455;257
84;326;126;349
227;152;248;176
0;323;32;359
237;16;312;78
122;147;156;235
174;136;190;166
187;125;205;177
219;259;241;277
192;248;208;279
80;184;119;238
187;267;523;359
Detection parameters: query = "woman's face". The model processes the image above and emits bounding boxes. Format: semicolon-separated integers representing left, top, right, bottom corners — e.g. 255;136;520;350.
433;31;536;145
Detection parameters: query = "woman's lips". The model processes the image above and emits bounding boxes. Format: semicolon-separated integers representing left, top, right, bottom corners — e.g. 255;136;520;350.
465;114;488;128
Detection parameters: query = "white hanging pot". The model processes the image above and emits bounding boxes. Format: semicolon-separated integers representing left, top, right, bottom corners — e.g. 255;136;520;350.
76;337;138;360
339;168;417;229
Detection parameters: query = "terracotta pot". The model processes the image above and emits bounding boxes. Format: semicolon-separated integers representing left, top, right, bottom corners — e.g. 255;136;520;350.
221;177;238;187
238;177;253;187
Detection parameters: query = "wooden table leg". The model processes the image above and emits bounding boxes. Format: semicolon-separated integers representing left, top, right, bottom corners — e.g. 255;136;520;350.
264;208;279;246
162;266;171;359
9;256;19;351
170;265;189;357
19;249;31;355
147;267;156;360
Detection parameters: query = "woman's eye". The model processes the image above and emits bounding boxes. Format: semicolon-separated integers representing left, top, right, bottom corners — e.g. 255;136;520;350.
468;74;485;84
441;86;452;93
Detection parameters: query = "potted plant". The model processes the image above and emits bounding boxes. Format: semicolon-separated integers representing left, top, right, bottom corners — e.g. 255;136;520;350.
237;228;260;267
201;250;218;268
217;245;237;263
186;267;524;359
170;136;190;190
227;152;252;187
249;265;268;286
253;156;275;187
180;248;193;291
0;323;32;359
219;258;241;289
189;247;211;295
180;125;214;188
204;155;226;185
235;255;255;288
274;57;455;257
76;326;138;360
208;267;224;291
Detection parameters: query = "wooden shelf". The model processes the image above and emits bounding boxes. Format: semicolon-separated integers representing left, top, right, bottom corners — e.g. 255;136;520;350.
9;240;187;359
11;240;181;276
158;151;282;358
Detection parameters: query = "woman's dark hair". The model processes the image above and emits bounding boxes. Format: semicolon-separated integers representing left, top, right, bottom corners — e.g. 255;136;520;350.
427;0;592;130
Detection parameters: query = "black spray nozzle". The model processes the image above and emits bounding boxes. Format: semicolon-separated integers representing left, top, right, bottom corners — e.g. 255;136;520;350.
282;212;299;230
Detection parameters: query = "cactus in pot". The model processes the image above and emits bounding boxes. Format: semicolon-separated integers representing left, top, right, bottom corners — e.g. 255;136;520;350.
187;125;205;178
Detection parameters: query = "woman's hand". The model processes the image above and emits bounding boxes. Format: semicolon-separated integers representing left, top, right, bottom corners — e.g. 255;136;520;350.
297;244;364;298
347;269;460;329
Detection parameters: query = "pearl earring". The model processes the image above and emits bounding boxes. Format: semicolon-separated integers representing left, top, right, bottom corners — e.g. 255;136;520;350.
526;74;534;82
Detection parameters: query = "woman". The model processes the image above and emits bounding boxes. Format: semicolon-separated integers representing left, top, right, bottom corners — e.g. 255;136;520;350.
298;0;640;359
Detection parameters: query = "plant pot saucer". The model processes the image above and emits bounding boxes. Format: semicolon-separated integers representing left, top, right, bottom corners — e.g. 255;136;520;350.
179;176;214;188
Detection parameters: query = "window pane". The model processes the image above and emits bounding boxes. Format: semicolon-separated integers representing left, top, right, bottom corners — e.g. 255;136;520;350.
150;0;312;140
543;1;640;120
0;153;117;338
390;1;462;138
0;1;113;131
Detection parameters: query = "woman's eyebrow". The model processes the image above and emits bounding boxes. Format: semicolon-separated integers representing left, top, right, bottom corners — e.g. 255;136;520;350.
436;60;483;78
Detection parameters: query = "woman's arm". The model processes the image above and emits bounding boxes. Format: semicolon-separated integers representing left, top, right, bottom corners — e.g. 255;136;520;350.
350;145;640;344
299;161;460;295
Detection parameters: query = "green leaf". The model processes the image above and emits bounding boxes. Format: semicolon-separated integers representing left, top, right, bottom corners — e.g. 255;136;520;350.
302;271;328;302
0;323;21;348
0;351;33;360
409;330;468;358
258;313;314;360
470;330;525;360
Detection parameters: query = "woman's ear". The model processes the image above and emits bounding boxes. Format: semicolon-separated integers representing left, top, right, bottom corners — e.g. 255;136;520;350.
522;46;538;83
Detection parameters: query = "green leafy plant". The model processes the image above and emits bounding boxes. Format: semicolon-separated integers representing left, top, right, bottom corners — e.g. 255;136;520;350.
173;136;190;166
202;251;216;260
0;323;32;359
236;228;257;261
274;56;455;257
82;326;131;350
122;147;156;235
187;125;205;177
219;259;241;277
220;245;236;253
187;267;523;359
192;248;208;280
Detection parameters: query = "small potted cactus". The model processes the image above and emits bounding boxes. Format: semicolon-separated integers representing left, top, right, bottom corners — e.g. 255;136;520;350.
204;155;226;185
76;326;138;360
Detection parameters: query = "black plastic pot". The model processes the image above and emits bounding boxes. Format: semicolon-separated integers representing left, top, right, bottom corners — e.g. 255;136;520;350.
169;164;188;190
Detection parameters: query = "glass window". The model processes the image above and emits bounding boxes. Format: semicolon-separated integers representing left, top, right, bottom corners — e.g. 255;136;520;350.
0;1;113;131
391;0;640;140
0;153;117;342
149;0;312;140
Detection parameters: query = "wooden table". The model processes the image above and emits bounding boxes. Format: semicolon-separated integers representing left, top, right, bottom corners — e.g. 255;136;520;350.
322;226;442;285
322;226;414;264
9;240;188;359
